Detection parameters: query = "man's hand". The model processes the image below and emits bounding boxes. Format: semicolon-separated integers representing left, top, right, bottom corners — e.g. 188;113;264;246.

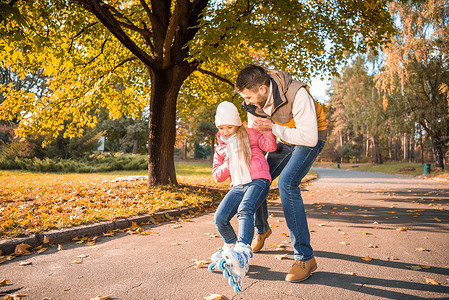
253;117;274;131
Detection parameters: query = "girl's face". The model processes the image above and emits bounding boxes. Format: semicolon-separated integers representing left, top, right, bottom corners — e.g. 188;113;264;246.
217;125;239;140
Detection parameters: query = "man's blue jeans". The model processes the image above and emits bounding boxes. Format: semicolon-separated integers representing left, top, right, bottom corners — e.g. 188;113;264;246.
214;178;270;246
255;140;325;261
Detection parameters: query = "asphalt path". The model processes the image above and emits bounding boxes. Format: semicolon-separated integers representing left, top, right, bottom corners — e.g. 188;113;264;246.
1;168;448;299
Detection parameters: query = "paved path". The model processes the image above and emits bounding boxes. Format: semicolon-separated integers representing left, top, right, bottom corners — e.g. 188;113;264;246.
1;168;448;299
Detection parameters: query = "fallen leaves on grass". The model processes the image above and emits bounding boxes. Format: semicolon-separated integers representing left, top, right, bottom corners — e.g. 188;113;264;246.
0;174;228;239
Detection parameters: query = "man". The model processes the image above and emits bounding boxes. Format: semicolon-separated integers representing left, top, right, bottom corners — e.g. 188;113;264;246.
235;64;327;282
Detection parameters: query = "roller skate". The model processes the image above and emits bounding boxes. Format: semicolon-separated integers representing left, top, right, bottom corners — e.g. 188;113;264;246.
208;243;234;272
218;242;252;293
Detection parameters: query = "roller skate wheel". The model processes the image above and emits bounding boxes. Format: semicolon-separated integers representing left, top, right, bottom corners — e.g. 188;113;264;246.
208;263;216;272
234;285;241;293
223;269;230;278
229;276;236;286
218;258;226;271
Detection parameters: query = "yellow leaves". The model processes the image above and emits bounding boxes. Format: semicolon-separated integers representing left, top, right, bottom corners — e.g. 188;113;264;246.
415;248;430;252
91;295;111;300
269;243;287;251
203;233;219;239
280;232;289;237
397;226;408;231
425;278;440;285
203;294;223;300
192;259;208;269
275;254;288;260
57;244;64;251
14;244;31;256
361;255;373;262
434;217;441;222
2;293;28;299
0;279;9;286
1;173;224;239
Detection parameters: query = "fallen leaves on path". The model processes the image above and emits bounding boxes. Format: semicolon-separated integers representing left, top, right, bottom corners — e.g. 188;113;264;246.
275;254;288;260
204;294;223;300
425;278;440;285
362;255;373;262
90;295;111;300
397;226;408;231
416;248;431;252
192;259;208;268
3;294;28;300
0;279;8;286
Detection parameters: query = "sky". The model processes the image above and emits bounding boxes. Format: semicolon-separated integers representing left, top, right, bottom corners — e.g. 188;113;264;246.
309;75;331;103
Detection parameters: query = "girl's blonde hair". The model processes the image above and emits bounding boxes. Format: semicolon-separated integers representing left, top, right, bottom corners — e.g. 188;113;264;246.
236;123;252;169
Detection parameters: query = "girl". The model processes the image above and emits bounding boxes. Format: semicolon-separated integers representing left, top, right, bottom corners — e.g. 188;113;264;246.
209;101;276;292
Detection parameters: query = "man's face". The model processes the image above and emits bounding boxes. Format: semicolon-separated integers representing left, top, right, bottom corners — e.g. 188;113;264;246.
238;85;269;109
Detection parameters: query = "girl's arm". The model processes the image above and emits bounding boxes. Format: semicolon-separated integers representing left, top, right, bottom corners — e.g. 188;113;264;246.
258;130;277;152
212;149;230;182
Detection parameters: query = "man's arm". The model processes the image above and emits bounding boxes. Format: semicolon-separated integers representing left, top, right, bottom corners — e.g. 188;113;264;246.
272;88;318;146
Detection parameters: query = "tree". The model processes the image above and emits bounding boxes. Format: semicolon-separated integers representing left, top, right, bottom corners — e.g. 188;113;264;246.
0;0;396;186
376;0;449;169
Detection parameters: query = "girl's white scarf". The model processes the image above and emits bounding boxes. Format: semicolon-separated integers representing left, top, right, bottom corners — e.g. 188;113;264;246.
221;134;252;186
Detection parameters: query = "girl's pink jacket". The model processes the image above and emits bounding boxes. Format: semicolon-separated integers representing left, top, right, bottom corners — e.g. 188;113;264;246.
212;128;277;186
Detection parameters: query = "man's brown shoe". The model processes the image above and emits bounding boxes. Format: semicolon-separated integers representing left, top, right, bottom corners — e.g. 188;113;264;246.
251;227;272;253
285;257;317;282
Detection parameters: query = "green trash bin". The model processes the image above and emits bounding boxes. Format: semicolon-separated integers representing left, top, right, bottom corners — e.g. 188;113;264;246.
423;163;431;175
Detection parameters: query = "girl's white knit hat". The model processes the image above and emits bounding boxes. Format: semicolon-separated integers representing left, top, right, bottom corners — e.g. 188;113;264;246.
215;101;242;127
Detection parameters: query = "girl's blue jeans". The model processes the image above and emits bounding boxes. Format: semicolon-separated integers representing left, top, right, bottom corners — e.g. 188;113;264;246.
214;178;270;246
255;140;325;261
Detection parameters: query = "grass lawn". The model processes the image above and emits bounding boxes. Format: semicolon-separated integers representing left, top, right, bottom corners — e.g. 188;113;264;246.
0;160;316;239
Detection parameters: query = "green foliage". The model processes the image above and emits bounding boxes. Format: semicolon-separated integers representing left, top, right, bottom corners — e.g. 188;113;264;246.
0;152;148;173
100;115;149;154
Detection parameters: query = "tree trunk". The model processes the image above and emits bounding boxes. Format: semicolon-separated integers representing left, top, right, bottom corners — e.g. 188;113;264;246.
402;133;409;162
430;137;445;169
394;139;398;161
410;134;415;162
147;65;194;186
372;135;383;164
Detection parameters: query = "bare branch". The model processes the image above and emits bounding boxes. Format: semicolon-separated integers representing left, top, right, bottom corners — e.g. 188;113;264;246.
196;68;234;88
74;0;157;70
68;22;99;53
